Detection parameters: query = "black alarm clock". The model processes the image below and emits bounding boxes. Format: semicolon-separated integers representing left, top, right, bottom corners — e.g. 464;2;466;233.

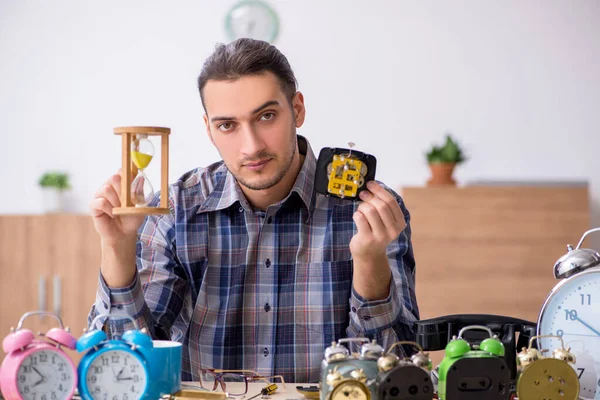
315;143;376;200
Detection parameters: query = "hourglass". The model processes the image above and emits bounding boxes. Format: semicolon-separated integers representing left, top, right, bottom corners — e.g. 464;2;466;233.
112;126;170;215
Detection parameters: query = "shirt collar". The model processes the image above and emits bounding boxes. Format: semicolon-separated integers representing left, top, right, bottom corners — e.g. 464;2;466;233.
198;135;316;218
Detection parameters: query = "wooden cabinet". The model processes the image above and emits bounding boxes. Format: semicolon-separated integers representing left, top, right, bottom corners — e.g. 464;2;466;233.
400;184;590;364
401;184;590;322
0;214;101;362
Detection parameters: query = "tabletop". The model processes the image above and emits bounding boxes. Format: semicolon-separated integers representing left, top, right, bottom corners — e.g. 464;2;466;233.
170;382;317;400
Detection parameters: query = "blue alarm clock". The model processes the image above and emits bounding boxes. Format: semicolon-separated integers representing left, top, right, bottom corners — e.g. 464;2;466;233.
76;314;154;400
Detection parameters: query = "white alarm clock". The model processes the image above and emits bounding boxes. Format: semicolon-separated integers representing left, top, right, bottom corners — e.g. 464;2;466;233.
537;227;600;400
77;314;154;400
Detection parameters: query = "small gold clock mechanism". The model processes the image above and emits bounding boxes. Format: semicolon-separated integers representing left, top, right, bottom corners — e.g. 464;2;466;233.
315;142;377;200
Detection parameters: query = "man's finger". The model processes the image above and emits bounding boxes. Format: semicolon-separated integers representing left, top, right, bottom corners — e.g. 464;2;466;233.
353;210;372;234
96;184;121;209
357;201;386;237
90;198;114;218
359;190;397;232
366;181;404;224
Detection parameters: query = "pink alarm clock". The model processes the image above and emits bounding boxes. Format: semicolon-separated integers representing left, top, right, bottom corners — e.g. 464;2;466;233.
0;311;78;400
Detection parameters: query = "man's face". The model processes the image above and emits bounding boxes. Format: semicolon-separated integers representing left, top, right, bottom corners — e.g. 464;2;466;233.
203;72;305;191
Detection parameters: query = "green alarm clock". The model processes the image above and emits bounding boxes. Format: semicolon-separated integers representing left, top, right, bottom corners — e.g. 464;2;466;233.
437;325;510;400
76;314;154;400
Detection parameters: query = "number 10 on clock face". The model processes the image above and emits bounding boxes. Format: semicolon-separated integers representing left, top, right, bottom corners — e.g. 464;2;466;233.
538;271;600;400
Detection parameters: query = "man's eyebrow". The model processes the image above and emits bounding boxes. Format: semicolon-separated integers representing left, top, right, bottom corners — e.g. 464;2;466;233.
210;100;281;123
210;115;235;123
251;100;280;114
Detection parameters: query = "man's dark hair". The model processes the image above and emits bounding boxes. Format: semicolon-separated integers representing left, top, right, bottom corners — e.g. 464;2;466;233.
197;38;298;112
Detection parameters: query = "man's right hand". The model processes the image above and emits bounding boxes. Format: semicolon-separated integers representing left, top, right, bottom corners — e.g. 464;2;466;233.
90;172;145;288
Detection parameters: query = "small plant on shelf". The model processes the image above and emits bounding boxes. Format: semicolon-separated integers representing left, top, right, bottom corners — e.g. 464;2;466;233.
425;134;467;185
38;172;71;190
38;171;71;213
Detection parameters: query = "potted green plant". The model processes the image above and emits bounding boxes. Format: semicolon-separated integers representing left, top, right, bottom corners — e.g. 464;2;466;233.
426;134;467;185
38;172;71;213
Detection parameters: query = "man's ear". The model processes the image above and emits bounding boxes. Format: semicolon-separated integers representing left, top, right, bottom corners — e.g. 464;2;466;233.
292;91;306;128
203;114;215;146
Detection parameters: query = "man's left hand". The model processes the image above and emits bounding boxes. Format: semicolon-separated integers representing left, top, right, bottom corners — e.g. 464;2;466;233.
350;181;406;261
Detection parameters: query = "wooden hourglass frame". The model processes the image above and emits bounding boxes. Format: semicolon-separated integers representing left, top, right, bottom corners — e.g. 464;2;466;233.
112;126;170;215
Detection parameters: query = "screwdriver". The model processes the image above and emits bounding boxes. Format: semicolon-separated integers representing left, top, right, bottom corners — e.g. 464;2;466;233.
247;383;279;400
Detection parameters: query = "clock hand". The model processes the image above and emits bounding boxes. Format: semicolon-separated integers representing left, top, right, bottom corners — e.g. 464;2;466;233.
575;316;600;337
32;366;44;379
31;367;45;388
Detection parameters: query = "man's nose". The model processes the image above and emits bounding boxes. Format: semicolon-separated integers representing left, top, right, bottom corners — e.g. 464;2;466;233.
240;125;266;156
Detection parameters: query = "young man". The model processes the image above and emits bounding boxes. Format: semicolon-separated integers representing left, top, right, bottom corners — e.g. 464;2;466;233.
89;38;419;383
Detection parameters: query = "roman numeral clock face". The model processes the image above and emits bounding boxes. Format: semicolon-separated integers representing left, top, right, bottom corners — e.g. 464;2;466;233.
538;272;600;400
86;350;147;400
17;349;75;400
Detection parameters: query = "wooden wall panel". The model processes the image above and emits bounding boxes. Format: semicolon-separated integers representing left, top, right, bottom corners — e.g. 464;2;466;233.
0;214;101;363
401;185;590;321
401;185;590;364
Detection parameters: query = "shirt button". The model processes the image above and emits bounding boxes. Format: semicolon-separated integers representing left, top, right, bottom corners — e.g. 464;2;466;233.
239;207;244;213
267;216;273;224
264;303;271;312
363;316;371;321
351;306;357;313
115;304;123;310
265;259;271;268
103;302;108;309
263;348;269;357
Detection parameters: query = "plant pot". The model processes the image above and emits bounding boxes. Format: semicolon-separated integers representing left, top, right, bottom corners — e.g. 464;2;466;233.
42;188;65;213
427;162;457;186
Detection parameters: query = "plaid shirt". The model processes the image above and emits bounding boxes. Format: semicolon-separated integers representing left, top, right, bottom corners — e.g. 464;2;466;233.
90;135;419;383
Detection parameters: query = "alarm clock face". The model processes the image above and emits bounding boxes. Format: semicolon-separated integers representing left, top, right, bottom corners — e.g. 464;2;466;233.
330;379;371;400
538;269;600;400
85;349;147;399
517;358;579;400
17;349;75;400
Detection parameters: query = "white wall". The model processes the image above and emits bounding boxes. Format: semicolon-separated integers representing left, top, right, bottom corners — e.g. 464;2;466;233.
1;0;599;245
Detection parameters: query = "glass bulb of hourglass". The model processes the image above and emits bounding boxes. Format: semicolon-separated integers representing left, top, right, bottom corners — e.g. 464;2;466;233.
131;136;155;206
131;170;155;206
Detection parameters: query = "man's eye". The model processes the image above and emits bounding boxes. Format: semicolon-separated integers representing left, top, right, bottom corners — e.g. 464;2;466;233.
260;113;275;121
218;122;234;132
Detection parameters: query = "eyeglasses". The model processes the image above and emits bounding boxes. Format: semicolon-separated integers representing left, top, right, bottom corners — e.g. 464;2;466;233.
199;369;286;396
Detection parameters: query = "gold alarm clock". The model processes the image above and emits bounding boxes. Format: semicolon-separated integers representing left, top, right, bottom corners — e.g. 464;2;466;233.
328;373;371;400
320;338;382;400
516;334;579;400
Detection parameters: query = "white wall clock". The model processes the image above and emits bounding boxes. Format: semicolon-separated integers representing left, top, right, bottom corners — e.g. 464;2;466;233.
225;0;279;43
